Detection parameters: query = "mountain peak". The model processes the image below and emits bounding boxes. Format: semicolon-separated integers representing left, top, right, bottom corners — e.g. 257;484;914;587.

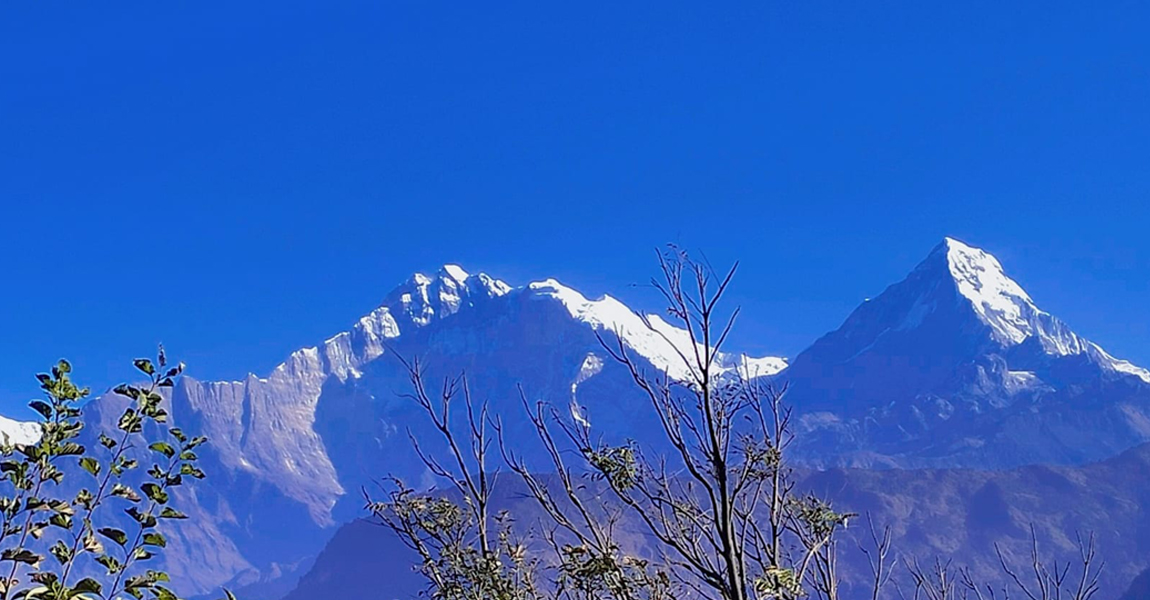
788;238;1150;403
384;265;512;326
921;238;1036;345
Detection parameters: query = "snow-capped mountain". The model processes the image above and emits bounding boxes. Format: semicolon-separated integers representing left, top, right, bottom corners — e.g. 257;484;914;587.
75;265;783;595
782;237;1150;467
174;265;785;522
12;241;1150;598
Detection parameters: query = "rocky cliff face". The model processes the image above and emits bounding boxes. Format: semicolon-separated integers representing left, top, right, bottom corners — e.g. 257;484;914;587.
169;266;512;528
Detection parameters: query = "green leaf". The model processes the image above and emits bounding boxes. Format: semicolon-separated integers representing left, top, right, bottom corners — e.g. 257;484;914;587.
27;401;52;420
49;512;72;529
142;483;169;504
97;527;128;547
79;456;100;477
1;548;42;566
58;442;85;456
31;571;58;585
95;553;121;575
49;540;72;564
83;528;104;554
74;578;102;595
112;483;142;502
180;464;206;479
149;442;176;459
158;507;187;520
134;359;155;375
118;408;142;433
48;498;74;515
127;507;158;528
143;532;167;548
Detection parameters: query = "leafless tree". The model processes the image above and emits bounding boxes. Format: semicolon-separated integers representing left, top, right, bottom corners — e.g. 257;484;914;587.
904;557;963;600
858;515;897;600
365;355;542;600
994;527;1101;600
539;247;853;600
900;525;1102;600
497;392;672;600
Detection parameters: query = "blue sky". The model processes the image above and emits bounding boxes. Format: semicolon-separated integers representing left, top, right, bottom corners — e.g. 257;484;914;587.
2;2;1149;414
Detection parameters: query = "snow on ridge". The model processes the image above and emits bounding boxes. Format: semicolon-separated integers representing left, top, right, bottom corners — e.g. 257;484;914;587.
925;238;1150;383
0;415;39;446
730;354;790;379
939;237;1037;345
257;266;511;385
527;278;787;381
1089;343;1150;384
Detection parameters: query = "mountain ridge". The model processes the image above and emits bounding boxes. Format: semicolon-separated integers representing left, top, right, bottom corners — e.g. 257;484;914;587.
782;237;1150;467
4;239;1150;597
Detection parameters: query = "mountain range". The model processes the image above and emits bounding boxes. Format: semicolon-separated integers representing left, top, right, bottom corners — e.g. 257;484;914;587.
5;238;1150;599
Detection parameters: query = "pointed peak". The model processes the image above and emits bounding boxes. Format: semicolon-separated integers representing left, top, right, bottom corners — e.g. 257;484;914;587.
911;238;1036;344
928;236;964;253
940;236;974;251
941;238;1012;275
926;237;1007;271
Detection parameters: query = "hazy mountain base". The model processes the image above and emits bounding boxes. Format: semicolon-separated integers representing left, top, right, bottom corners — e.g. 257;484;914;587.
271;443;1150;600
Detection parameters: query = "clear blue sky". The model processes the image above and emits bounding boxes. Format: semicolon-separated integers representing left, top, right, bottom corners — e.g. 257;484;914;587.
2;2;1149;415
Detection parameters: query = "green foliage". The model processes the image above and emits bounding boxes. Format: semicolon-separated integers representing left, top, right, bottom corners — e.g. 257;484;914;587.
368;489;541;600
556;544;671;600
788;495;854;543
753;567;804;600
0;349;221;600
584;444;639;492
